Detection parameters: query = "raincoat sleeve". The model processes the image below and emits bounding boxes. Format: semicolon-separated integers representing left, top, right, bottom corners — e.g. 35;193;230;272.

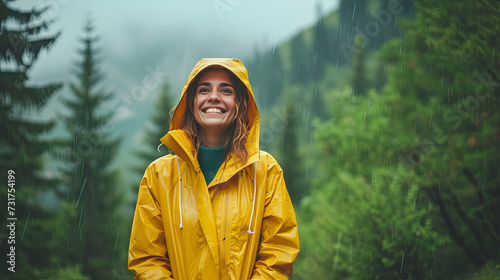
128;165;174;280
251;158;300;279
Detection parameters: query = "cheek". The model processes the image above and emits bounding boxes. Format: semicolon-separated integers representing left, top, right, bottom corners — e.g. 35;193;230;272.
193;96;204;112
225;97;237;115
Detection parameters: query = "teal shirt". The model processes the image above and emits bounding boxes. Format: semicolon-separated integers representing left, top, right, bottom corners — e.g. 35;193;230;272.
198;145;225;185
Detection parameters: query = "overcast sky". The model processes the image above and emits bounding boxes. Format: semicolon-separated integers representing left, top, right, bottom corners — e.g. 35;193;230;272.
12;0;338;83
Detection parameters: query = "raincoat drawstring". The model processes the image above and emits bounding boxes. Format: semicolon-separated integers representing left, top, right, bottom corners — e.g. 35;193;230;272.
176;155;183;229
247;162;257;234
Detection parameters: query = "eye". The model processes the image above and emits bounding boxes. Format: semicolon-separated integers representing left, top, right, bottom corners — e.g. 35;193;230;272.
198;87;209;94
221;88;233;95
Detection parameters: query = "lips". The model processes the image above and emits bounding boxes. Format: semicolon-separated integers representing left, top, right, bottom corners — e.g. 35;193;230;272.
203;107;226;114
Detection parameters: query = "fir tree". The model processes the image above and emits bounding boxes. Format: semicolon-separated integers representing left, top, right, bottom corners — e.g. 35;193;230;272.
57;19;123;279
349;35;368;96
339;0;368;53
289;34;309;85
311;4;330;81
0;1;68;278
132;82;174;175
280;102;308;204
311;85;327;120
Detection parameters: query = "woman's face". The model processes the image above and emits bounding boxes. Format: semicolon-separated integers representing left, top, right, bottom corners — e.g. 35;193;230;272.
193;68;237;135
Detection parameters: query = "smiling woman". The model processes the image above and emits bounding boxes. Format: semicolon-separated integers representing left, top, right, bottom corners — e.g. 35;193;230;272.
182;66;251;168
128;58;300;280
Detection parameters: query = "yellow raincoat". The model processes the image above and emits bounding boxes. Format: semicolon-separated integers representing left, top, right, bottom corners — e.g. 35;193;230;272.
128;58;299;279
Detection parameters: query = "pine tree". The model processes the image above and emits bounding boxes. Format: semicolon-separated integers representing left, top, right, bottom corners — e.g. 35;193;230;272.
339;0;368;56
349;35;368;96
311;4;330;81
57;19;123;279
279;102;308;204
289;34;309;85
0;1;68;278
132;82;174;175
311;85;327;120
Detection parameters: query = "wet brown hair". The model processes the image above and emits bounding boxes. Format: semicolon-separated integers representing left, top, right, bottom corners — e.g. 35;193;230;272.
181;67;250;164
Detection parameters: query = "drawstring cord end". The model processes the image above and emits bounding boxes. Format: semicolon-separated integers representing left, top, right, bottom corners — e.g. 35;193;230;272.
157;143;164;152
247;162;258;235
176;156;183;230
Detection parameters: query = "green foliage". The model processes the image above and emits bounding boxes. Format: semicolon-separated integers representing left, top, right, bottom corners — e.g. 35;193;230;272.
39;265;91;280
295;0;500;279
378;0;500;268
295;89;451;279
461;262;500;280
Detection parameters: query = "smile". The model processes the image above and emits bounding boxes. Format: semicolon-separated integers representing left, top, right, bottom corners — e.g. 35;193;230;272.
203;108;225;114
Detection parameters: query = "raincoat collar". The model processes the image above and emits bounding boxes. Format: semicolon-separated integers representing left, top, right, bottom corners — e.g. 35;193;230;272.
160;58;261;187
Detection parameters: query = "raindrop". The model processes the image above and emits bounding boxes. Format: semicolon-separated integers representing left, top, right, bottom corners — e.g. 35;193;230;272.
351;2;357;20
272;36;277;54
400;253;405;273
75;175;88;208
349;242;353;263
20;211;31;243
114;231;120;251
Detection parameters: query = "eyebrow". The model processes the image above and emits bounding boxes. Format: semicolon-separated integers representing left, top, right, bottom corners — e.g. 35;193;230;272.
197;82;234;88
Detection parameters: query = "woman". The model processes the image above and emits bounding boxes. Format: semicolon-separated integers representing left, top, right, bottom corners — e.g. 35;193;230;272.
128;58;299;279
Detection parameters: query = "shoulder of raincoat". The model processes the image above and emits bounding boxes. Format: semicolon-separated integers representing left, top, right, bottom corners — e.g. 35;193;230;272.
128;58;299;280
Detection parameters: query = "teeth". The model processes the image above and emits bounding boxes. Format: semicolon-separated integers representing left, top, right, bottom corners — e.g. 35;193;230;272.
206;108;222;113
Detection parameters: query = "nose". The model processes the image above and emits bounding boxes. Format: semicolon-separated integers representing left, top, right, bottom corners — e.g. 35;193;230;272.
207;90;221;102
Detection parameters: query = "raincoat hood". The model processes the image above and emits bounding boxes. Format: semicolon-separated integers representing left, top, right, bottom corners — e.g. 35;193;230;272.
163;58;260;175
